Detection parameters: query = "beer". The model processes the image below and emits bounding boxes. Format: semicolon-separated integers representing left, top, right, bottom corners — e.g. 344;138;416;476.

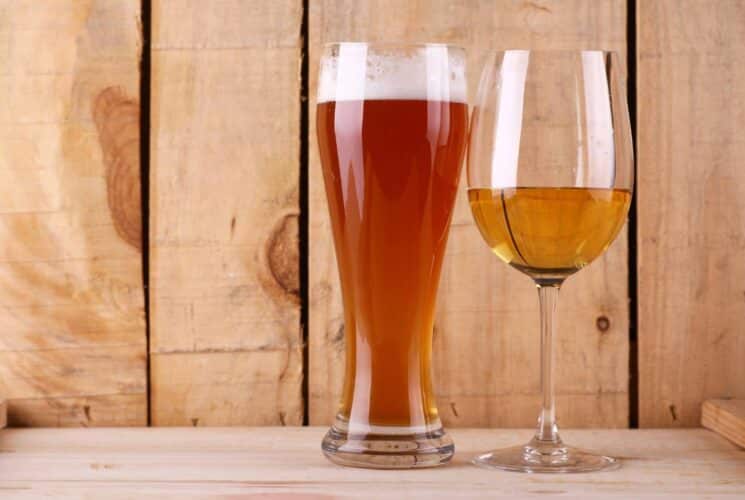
318;99;467;428
317;43;467;468
468;187;630;279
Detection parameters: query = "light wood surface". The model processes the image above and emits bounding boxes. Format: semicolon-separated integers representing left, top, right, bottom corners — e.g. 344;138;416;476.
0;428;742;498
149;1;304;425
309;0;629;427
637;1;745;427
703;399;745;449
0;0;146;426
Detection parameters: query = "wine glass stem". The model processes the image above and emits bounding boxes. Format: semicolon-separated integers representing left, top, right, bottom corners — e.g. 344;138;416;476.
535;283;561;444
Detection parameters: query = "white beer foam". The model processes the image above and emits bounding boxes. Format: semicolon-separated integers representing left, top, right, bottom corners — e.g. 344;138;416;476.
318;44;466;103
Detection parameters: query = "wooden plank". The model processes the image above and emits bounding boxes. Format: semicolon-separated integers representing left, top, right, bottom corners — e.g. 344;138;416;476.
150;351;303;426
149;0;303;425
8;396;143;428
8;395;144;428
309;0;629;427
0;428;743;498
0;346;144;399
702;399;745;449
0;1;146;426
637;1;745;427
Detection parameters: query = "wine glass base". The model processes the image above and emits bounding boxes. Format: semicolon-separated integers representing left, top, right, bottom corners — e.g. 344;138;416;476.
473;439;619;473
322;421;454;469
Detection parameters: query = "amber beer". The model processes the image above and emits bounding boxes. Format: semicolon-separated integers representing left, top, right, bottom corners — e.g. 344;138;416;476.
317;43;467;468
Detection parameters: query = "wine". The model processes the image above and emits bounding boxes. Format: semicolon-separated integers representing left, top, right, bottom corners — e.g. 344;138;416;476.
468;187;631;280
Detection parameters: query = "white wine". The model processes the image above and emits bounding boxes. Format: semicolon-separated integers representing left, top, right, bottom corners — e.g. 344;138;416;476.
468;187;631;281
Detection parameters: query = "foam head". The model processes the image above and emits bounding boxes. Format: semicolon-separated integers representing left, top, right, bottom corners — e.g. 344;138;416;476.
318;43;467;103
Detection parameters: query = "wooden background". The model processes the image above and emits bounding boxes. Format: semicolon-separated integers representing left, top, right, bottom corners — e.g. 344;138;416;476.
0;0;742;429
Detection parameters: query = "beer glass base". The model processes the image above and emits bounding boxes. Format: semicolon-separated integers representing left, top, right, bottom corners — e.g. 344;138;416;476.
322;420;454;469
473;439;619;473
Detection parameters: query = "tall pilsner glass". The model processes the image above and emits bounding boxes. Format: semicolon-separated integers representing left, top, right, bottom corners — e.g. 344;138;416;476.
468;50;633;472
316;43;468;469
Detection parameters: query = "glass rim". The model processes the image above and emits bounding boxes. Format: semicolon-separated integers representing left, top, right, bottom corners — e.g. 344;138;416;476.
322;41;466;52
489;48;619;56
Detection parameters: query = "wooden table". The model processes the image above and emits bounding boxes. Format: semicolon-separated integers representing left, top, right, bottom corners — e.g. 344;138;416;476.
0;428;743;498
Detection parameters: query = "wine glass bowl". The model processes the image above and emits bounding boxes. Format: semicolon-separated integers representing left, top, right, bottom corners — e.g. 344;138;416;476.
467;50;633;472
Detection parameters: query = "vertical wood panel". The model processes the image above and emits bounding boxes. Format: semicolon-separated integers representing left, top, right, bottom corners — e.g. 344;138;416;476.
309;0;629;427
638;0;745;426
150;0;303;425
0;0;146;426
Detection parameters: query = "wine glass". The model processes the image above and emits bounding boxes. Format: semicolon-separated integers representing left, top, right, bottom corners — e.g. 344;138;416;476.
467;50;633;473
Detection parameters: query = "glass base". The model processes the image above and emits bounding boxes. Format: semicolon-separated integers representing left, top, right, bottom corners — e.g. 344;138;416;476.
473;437;619;473
322;418;454;469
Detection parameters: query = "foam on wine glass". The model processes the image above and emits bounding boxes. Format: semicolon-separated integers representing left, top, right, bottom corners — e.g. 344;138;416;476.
318;44;466;104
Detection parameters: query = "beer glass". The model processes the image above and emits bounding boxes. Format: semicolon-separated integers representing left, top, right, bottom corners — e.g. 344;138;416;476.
467;50;633;472
316;43;468;469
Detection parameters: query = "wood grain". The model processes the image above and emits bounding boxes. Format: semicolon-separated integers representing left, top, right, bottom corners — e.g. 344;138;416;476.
0;0;146;426
149;0;303;425
702;399;745;449
7;395;144;428
637;1;745;427
309;0;629;427
0;428;743;498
